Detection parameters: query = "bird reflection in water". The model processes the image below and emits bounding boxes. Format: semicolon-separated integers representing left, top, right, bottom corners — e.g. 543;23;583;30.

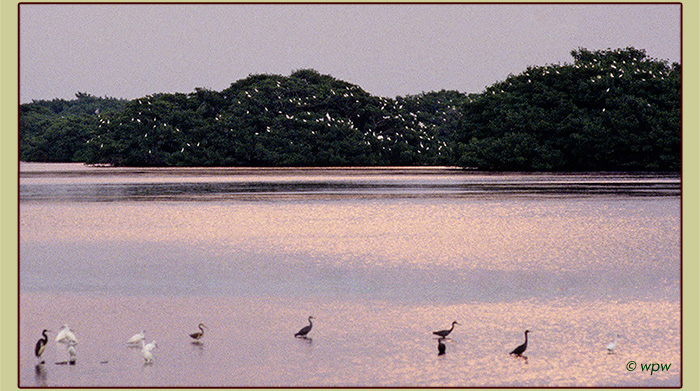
34;363;48;386
437;338;446;356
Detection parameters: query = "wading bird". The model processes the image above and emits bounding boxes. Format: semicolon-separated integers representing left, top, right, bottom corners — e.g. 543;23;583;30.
510;330;530;357
433;321;459;339
127;331;145;345
55;324;78;345
294;316;314;338
437;338;446;355
189;323;207;341
34;329;50;364
607;334;620;354
141;340;157;364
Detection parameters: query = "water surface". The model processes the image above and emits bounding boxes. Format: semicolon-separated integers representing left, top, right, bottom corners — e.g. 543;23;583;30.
19;163;681;387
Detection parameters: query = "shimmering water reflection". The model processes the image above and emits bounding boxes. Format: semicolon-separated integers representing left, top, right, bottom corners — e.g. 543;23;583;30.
20;293;679;387
19;164;680;387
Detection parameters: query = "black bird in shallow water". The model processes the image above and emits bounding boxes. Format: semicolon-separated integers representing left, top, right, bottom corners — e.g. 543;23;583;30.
294;316;314;338
433;321;459;339
437;338;446;355
510;330;530;357
35;329;50;364
189;323;207;341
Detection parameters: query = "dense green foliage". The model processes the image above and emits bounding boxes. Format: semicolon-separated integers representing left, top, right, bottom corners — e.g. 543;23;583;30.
20;48;680;171
456;47;680;170
20;93;128;162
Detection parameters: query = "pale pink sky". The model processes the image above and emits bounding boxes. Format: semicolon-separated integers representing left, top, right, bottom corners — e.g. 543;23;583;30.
19;3;681;103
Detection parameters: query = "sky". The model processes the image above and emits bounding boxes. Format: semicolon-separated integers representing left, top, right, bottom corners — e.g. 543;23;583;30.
19;3;681;103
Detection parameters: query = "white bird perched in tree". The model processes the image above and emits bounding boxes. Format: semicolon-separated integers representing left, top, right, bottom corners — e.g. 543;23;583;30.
607;334;620;354
127;331;145;345
55;325;78;345
141;340;157;364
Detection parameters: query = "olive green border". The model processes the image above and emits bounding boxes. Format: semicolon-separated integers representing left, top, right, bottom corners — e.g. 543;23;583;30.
2;2;697;391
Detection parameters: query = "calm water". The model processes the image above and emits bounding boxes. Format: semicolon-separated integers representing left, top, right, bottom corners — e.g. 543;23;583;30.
19;163;681;387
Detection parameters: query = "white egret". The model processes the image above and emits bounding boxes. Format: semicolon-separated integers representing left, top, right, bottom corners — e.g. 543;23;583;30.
189;323;207;341
607;334;620;354
34;329;50;364
294;316;314;338
433;321;459;339
141;340;157;364
510;330;530;357
55;325;78;345
127;331;145;345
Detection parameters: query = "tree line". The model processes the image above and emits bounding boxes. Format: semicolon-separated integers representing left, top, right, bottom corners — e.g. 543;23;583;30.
20;47;680;171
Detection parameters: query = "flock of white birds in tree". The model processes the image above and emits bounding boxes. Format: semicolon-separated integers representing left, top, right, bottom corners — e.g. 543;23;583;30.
86;79;458;159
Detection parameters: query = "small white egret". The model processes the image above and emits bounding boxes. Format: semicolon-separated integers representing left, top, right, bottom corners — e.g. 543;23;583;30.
34;329;50;364
433;321;459;339
294;316;314;338
141;340;157;364
607;334;620;354
189;323;207;341
127;331;145;345
55;325;78;345
510;330;530;357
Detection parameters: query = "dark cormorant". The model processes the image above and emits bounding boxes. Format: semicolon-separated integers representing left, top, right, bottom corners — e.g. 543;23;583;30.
295;316;314;338
510;330;530;357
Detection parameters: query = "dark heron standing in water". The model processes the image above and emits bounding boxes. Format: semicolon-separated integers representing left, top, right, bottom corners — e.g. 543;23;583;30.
294;316;314;338
437;338;446;355
34;329;50;364
189;323;207;341
433;321;459;339
510;330;530;357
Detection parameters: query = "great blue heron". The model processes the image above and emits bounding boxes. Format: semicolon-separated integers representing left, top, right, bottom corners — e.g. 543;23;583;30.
295;316;314;338
433;321;459;339
189;323;207;341
510;330;530;357
34;329;50;364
